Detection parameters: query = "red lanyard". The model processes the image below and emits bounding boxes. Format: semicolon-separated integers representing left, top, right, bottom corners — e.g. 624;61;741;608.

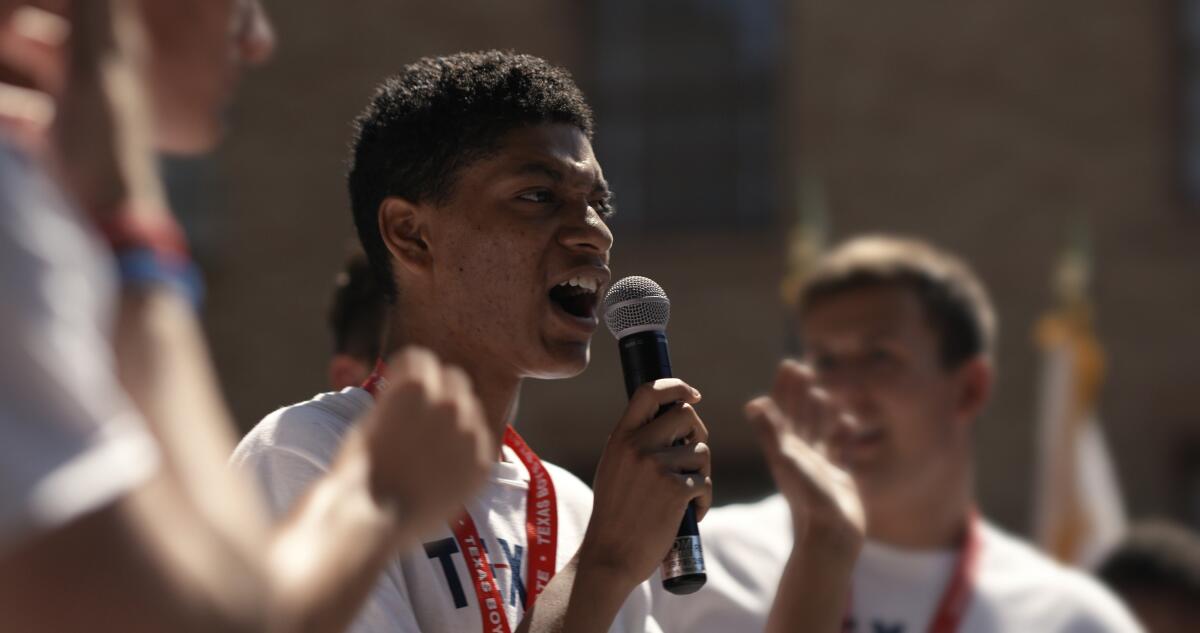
362;361;558;633
847;511;982;633
925;511;981;633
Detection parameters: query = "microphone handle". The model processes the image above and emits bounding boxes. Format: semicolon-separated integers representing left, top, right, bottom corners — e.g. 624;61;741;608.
618;331;707;595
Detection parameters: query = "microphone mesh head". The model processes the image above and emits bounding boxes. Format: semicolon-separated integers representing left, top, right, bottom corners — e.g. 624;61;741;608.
603;276;671;339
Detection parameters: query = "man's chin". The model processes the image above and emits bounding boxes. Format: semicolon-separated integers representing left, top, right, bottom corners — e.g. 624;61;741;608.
845;459;893;495
153;105;225;156
526;341;591;379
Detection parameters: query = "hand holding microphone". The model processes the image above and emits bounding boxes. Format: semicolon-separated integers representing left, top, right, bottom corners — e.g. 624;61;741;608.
581;377;711;593
580;276;709;595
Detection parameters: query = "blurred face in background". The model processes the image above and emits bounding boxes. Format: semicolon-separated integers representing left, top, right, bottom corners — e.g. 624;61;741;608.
0;0;275;153
799;283;989;512
135;0;275;153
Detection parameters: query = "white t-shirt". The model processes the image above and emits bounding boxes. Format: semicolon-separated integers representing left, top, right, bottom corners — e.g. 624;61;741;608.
0;143;159;556
652;493;1144;633
231;387;662;633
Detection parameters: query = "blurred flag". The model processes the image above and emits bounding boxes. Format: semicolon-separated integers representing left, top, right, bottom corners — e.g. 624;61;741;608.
779;173;830;308
780;173;830;356
1032;226;1127;568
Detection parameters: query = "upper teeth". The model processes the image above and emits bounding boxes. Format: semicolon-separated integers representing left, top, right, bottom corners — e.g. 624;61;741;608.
558;276;599;292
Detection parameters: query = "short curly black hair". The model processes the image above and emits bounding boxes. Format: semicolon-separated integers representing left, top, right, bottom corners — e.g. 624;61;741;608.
347;50;595;302
328;252;386;364
1099;520;1200;604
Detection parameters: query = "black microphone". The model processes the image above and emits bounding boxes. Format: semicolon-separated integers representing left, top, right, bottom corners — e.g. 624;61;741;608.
602;276;706;595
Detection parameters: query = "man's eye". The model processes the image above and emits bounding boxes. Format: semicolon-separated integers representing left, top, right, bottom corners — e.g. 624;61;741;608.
867;349;895;364
517;190;554;203
591;198;616;219
814;355;837;372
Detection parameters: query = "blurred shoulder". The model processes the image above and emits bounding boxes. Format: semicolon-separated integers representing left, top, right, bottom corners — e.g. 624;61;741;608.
231;387;374;469
979;522;1143;632
702;493;794;584
704;492;792;544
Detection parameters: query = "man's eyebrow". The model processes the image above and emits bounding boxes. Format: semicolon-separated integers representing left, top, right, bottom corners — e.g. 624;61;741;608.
863;328;905;344
807;327;900;349
513;161;563;181
512;162;609;197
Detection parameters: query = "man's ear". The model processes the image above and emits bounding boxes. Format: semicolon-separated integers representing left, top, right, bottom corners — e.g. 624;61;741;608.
378;196;432;275
954;356;993;425
328;354;371;391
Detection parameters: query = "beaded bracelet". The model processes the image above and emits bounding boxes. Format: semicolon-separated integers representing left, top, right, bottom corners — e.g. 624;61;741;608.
95;209;205;309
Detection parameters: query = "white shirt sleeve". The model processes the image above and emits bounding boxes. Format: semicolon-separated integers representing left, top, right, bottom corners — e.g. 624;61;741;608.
1054;572;1146;633
232;442;331;520
0;143;159;556
615;581;665;633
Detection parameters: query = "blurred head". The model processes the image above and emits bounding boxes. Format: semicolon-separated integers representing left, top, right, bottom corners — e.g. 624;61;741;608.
1;1;274;153
327;253;387;390
134;0;275;153
347;51;612;382
1098;520;1200;633
795;236;996;508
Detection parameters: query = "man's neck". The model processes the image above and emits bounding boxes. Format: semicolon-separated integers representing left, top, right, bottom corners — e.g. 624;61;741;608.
382;323;519;458
863;467;975;551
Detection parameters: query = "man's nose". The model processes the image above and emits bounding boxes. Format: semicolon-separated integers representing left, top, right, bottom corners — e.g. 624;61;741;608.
559;201;613;256
818;363;871;408
237;0;276;66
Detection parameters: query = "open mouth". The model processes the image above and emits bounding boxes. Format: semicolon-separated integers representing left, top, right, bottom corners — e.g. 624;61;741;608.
853;427;884;444
841;425;886;456
549;275;600;319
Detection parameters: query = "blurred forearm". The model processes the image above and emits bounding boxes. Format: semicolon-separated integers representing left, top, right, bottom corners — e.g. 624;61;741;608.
114;277;421;633
114;289;273;555
766;534;857;633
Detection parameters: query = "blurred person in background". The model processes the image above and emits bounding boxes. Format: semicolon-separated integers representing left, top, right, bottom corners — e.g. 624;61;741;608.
327;252;387;390
0;1;496;631
653;235;1143;633
1098;520;1200;633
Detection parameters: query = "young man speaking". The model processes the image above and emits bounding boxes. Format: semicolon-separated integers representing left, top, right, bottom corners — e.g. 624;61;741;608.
233;52;715;633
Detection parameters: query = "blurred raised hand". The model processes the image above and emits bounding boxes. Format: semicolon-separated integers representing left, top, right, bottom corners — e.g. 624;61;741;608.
745;359;865;633
0;2;67;154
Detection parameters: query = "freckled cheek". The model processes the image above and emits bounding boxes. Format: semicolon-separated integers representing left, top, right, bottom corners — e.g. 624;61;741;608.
456;250;542;328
